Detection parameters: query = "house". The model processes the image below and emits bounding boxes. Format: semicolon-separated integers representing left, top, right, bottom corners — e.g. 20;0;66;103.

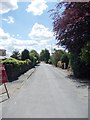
0;49;6;56
0;49;7;60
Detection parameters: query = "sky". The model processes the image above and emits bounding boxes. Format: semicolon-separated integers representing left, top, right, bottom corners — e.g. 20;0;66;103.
0;0;62;56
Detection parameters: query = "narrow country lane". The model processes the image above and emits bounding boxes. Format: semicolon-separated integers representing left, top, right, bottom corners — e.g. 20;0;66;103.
2;63;88;118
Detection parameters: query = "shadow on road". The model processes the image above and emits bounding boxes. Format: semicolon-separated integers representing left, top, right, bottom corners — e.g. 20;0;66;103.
66;74;89;88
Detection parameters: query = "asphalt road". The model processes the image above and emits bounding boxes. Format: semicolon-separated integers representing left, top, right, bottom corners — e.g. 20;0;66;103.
2;63;88;118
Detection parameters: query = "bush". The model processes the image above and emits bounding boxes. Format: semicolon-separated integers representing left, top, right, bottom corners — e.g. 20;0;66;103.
61;53;69;69
57;61;61;67
2;58;32;81
51;50;64;67
80;42;90;66
48;59;52;64
70;53;89;78
57;61;65;69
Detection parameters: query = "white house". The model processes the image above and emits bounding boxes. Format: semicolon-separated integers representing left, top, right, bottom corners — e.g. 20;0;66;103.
0;49;7;60
0;49;6;56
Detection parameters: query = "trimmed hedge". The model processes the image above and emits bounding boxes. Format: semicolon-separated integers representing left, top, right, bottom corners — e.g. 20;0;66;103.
70;53;90;79
1;58;32;81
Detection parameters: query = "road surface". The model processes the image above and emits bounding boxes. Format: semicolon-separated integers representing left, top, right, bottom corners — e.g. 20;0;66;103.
2;63;88;118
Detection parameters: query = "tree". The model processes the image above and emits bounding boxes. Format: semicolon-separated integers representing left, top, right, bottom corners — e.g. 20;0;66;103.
11;50;20;60
29;50;39;62
50;2;89;53
51;49;64;66
50;2;90;78
40;49;50;63
21;49;30;60
40;50;45;61
29;50;40;66
44;49;50;63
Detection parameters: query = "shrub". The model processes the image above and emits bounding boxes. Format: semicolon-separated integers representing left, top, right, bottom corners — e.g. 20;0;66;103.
51;50;64;67
48;59;52;64
57;61;62;68
80;42;90;66
61;53;69;69
70;53;89;78
2;58;32;81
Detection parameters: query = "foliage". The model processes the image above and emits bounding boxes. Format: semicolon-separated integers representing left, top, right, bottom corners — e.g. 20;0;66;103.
50;2;90;53
70;53;89;78
57;61;62;68
51;49;64;67
80;42;90;66
30;55;37;67
29;50;40;63
61;53;69;68
40;50;45;61
2;58;32;67
10;50;20;60
2;58;32;81
2;58;19;65
48;59;52;64
1;49;40;81
50;2;90;78
21;49;30;60
40;49;50;63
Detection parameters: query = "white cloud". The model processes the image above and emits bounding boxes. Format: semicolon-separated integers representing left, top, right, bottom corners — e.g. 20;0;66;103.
29;23;53;40
28;23;54;54
0;27;10;39
26;0;48;15
0;0;18;14
0;28;38;56
0;24;54;56
2;16;14;24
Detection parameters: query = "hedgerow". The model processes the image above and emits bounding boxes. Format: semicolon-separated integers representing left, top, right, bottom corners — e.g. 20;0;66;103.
1;58;32;81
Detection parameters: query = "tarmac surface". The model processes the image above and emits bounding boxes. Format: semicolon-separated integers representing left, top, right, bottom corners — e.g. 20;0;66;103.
0;63;88;118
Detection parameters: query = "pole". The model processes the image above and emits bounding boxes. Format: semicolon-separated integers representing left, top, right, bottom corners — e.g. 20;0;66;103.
4;83;10;99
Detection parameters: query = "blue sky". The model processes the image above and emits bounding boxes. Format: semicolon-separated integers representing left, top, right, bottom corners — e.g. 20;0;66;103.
0;0;62;56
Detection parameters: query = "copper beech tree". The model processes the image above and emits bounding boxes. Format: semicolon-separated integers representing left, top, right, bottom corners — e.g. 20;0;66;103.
50;2;90;78
50;2;90;53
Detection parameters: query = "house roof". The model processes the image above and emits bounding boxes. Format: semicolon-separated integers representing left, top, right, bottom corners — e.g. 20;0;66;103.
0;49;6;51
0;56;10;60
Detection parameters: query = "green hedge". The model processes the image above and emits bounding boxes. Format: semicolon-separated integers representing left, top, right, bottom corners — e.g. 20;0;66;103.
61;54;69;69
1;58;32;81
70;53;89;79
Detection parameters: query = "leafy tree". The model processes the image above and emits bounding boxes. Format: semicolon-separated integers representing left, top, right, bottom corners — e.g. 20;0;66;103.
40;50;45;61
50;2;90;78
50;2;89;53
11;50;20;60
51;49;64;66
29;50;39;63
40;49;50;63
29;55;36;67
21;49;30;60
44;49;50;63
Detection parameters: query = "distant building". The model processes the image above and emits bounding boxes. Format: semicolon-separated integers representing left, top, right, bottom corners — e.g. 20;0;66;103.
0;49;6;56
0;49;11;60
0;49;7;60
